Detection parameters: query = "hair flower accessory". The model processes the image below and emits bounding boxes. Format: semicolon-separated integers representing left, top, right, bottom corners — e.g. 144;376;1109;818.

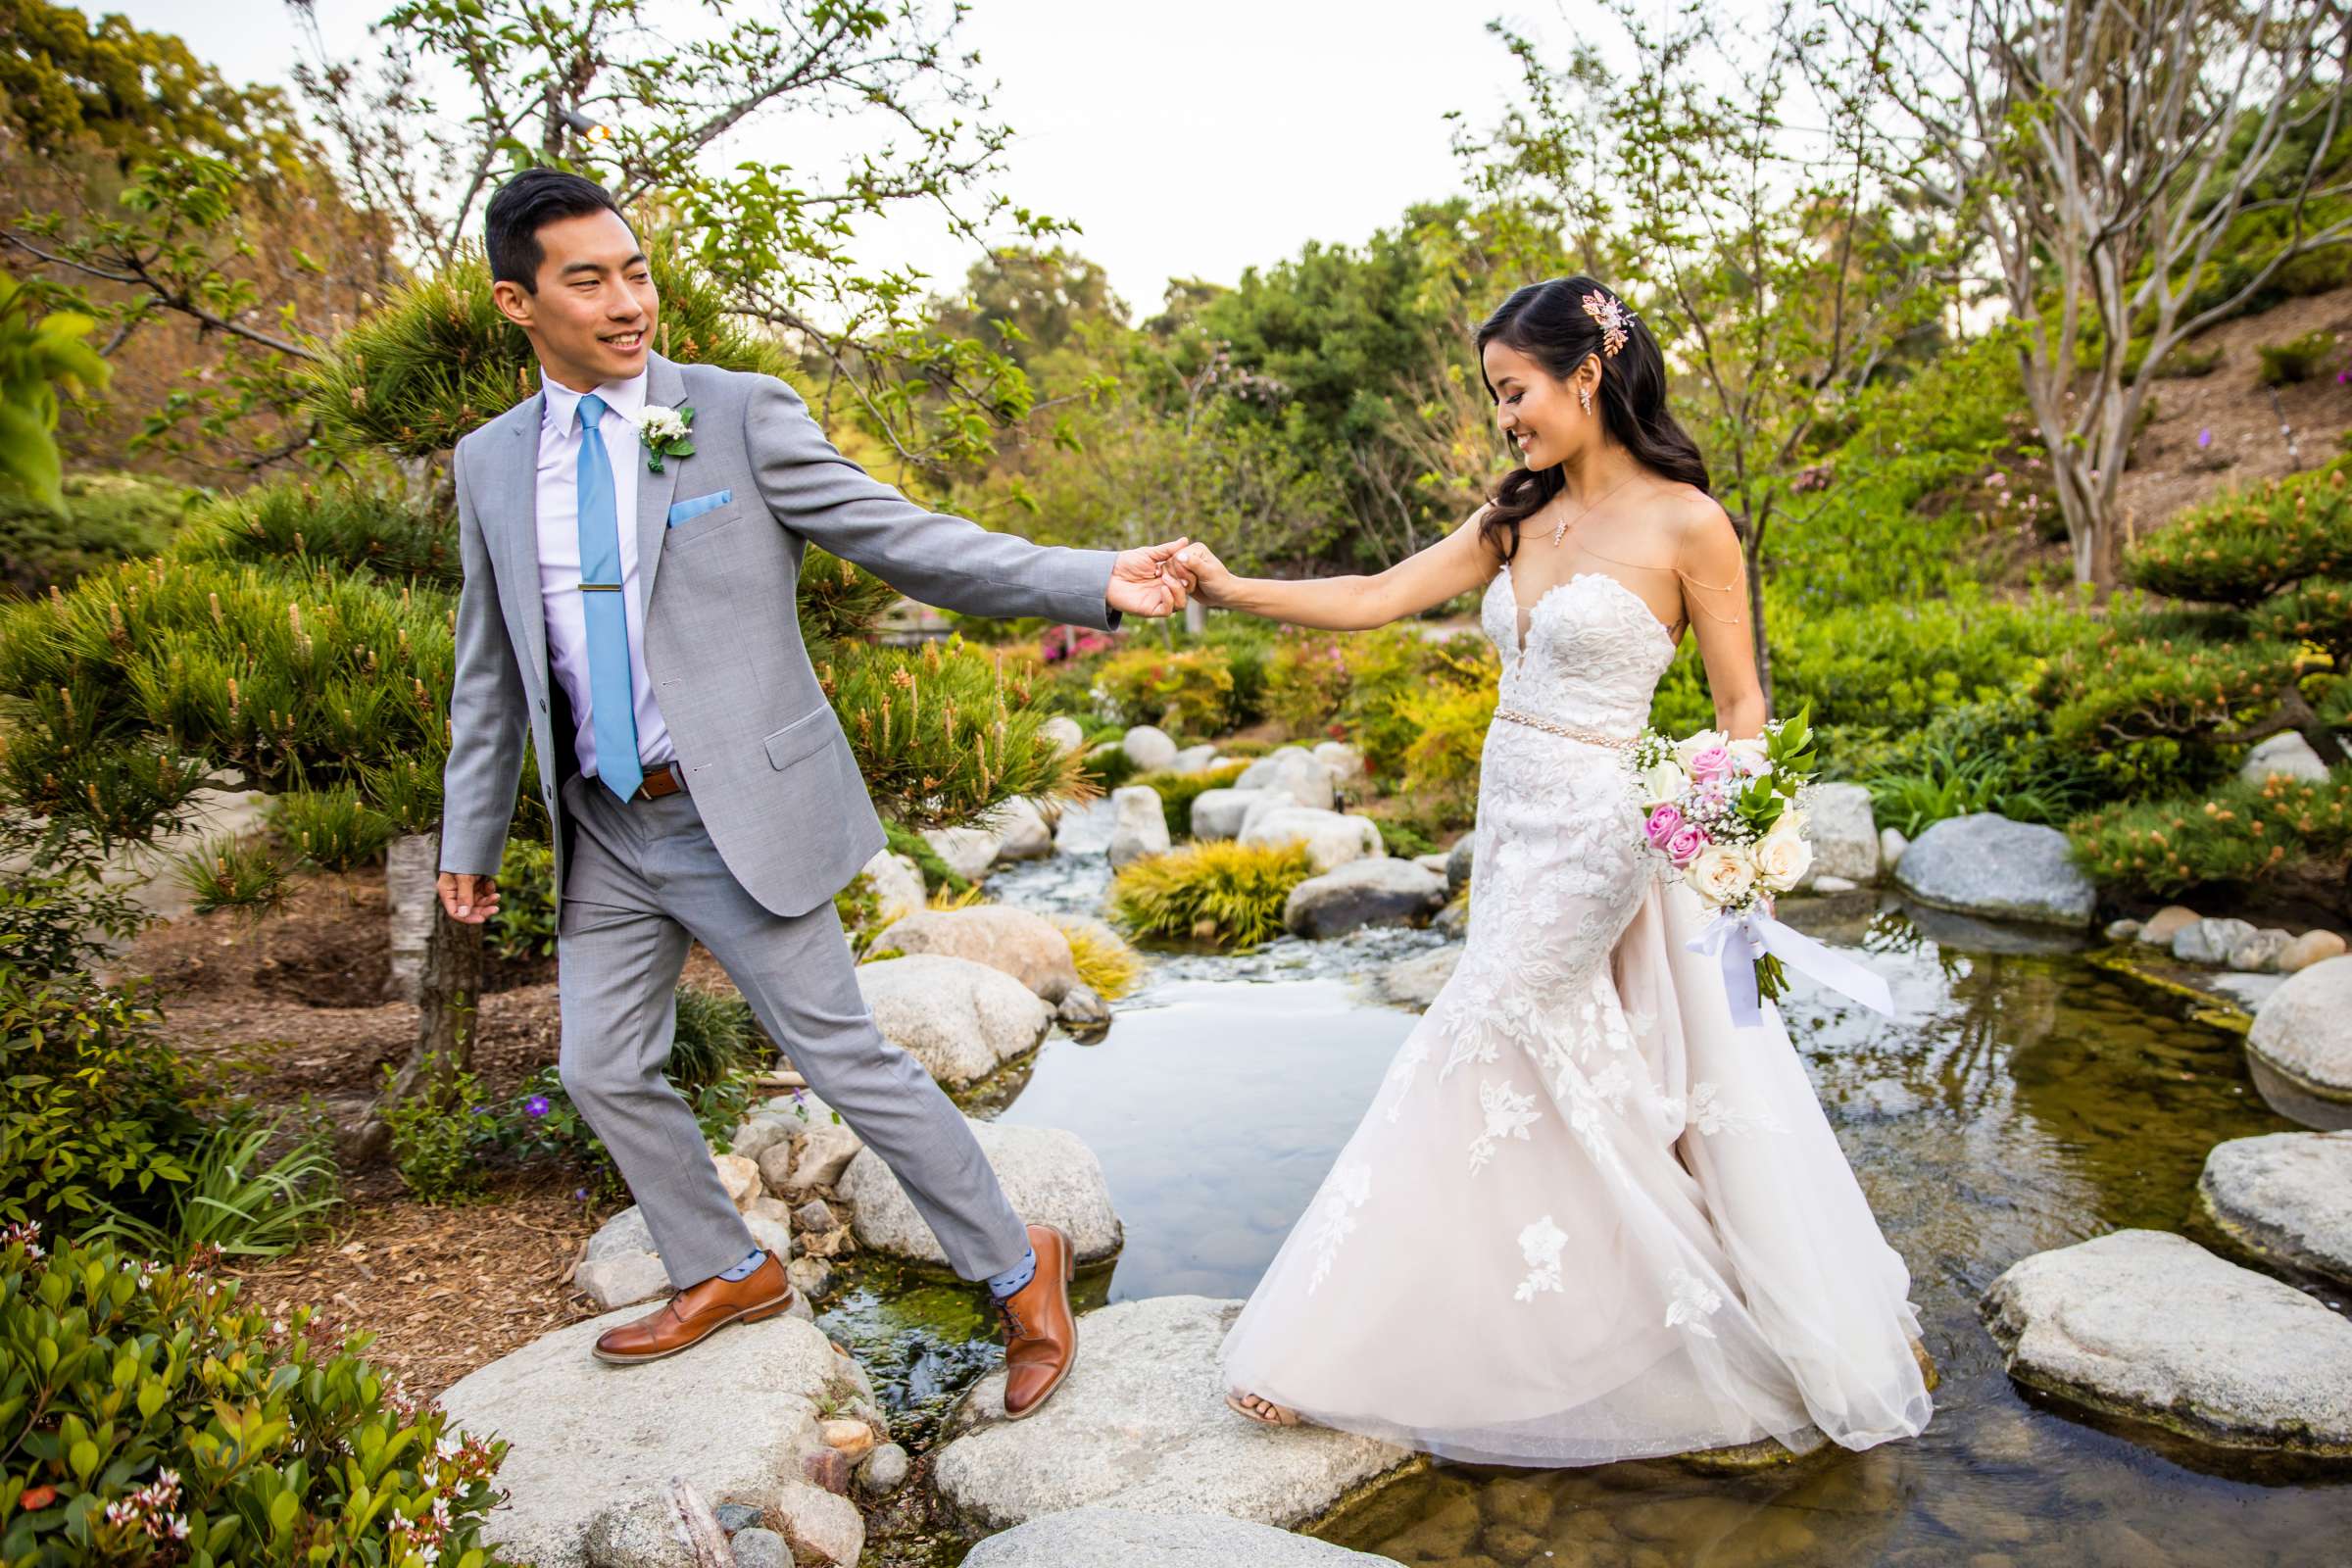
1582;291;1633;359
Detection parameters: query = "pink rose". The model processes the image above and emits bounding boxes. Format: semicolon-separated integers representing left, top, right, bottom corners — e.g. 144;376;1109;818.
1644;805;1684;849
1664;824;1707;866
1688;745;1734;781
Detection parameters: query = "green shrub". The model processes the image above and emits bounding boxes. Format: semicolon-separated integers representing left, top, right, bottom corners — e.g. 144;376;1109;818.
2069;771;2352;898
84;1119;340;1263
669;984;764;1089
2152;344;2225;379
382;1054;492;1204
1090;645;1235;734
1373;817;1442;859
1849;694;2105;836
485;837;559;965
1394;680;1498;826
2042;619;2300;752
1108;840;1317;949
2124;462;2352;605
1130;760;1250;839
0;471;193;598
172;835;290;918
0;1226;516;1568
2248;577;2352;663
177;477;458;590
1265;630;1353;734
1215;630;1273;725
885;819;972;896
272;786;398;872
1077;740;1140;792
2257;329;2336;386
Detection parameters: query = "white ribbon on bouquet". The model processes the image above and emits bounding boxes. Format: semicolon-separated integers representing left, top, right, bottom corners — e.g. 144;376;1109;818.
1686;907;1895;1027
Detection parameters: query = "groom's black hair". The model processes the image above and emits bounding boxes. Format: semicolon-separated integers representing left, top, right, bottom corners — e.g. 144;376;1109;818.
486;169;636;293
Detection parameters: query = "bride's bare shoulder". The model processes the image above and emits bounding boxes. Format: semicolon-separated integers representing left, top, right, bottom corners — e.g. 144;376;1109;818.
1656;486;1740;571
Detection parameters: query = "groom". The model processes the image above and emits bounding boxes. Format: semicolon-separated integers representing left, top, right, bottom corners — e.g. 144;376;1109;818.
436;169;1193;1408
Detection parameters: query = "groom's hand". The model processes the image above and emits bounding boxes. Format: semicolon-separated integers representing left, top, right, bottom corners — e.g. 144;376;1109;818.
1107;537;1196;618
437;871;502;924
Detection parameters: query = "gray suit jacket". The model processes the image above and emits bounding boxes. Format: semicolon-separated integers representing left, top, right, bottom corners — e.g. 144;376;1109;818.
437;352;1120;916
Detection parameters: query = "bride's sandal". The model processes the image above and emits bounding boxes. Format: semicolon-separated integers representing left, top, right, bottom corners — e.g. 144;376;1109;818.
1227;1392;1301;1427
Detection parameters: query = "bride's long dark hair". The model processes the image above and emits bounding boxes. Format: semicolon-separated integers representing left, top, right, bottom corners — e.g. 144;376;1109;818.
1474;276;1710;562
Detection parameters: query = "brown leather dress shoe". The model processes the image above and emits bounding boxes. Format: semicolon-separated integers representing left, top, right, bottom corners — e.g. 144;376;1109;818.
997;1223;1078;1419
591;1250;794;1365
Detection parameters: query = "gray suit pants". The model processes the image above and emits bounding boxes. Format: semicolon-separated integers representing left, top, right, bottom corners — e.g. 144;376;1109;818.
555;771;1030;1288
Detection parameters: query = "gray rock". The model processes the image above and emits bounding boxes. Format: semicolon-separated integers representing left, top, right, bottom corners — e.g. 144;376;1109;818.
921;826;1002;884
726;1528;792;1568
772;1480;863;1567
2198;1131;2352;1289
961;1508;1396;1565
2228;928;2295;974
730;1116;793;1166
873;906;1081;1003
1812;874;1859;894
1284;858;1447;939
2139;905;2201;945
1446;835;1476;897
579;1490;701;1568
839;1118;1120;1267
794;1199;839;1234
575;1250;669;1312
1107;786;1172;869
586;1205;657;1262
1312;741;1366;791
2240;731;2334;784
1189;787;1275;842
1168;744;1223;774
1057;983;1111;1032
2249;956;2352;1107
1374;944;1463;1009
744;1211;792;1259
932;1297;1412;1531
1121;725;1179;771
712;1503;762;1536
1039;715;1087;758
856;848;928;924
1433;899;1470;939
1411;852;1450;875
788;1124;864;1197
1801;782;1880;885
856;1443;911;1499
2105;918;2145;943
787;1256;834;1301
758;1140;798;1196
2172;916;2257;965
1236;747;1337;811
436;1311;867;1568
1892;813;2097;928
1878;826;1909;872
855;955;1054;1088
988;798;1056;863
1980;1230;2352;1456
1240;807;1384;873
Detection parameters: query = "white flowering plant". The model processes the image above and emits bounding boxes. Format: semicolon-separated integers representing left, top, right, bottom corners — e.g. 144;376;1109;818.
636;402;696;472
1631;708;1819;1003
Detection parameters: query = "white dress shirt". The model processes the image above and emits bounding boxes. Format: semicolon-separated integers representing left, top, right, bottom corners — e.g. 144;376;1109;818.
536;369;677;780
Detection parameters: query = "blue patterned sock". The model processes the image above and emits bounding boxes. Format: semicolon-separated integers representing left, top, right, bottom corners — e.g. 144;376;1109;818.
986;1245;1038;1299
716;1247;766;1282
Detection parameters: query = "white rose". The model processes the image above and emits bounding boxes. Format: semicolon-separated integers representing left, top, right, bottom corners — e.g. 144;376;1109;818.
1684;843;1757;907
1637;759;1686;808
1727;737;1770;776
1752;816;1813;892
638;405;688;443
1673;728;1729;769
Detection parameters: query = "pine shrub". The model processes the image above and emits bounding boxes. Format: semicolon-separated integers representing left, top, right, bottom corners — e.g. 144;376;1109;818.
1130;760;1249;839
1108;841;1317;949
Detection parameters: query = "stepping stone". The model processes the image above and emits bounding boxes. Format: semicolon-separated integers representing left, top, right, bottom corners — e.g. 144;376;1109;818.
962;1507;1396;1565
854;954;1053;1088
1893;812;2096;928
2197;1131;2352;1289
838;1117;1122;1267
2247;956;2352;1118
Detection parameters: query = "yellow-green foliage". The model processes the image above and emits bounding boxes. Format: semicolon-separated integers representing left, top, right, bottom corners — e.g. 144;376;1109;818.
1263;623;1497;778
1396;681;1499;825
1132;759;1250;839
1266;631;1353;735
1109;840;1317;949
1092;645;1235;735
1049;914;1143;999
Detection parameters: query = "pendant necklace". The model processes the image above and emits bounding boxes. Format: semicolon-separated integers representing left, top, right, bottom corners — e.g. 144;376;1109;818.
1548;470;1643;548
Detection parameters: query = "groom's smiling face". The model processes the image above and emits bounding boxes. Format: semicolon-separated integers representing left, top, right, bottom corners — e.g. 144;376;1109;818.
492;209;660;391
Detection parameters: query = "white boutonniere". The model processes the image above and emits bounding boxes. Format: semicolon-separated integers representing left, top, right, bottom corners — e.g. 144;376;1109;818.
637;403;696;473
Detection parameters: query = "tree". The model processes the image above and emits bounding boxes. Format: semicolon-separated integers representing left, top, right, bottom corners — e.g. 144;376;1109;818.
1823;0;2352;588
0;271;109;509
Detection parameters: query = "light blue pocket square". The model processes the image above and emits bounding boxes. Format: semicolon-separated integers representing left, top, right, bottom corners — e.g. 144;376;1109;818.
666;490;733;526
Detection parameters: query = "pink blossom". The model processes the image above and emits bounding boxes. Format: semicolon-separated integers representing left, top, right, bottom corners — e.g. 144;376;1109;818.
1664;824;1707;865
1688;745;1734;781
1644;806;1684;849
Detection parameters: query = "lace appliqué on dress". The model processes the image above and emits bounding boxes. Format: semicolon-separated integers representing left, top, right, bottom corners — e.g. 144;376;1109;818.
1304;1162;1372;1298
1665;1267;1726;1339
1515;1216;1570;1302
1469;1078;1542;1173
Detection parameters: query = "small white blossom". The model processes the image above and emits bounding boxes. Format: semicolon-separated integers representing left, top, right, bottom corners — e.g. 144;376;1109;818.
637;405;689;444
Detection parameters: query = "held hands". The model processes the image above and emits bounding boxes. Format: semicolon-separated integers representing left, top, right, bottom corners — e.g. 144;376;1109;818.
1173;541;1237;607
1107;537;1200;618
437;871;502;925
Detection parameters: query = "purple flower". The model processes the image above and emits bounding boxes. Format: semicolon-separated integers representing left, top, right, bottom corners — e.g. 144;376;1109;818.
2197;427;2213;449
572;1188;588;1201
523;1095;551;1119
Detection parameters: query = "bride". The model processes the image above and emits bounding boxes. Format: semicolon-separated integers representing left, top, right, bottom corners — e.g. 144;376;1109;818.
1170;277;1933;1466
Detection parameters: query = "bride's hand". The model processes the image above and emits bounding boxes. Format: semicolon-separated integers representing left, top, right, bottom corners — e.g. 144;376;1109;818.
1175;541;1240;607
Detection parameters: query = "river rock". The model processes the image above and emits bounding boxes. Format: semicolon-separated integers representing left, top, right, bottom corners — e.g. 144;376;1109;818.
1312;741;1366;791
922;826;1002;884
437;1310;873;1568
1434;899;1469;938
1191;787;1274;841
2281;929;2348;973
772;1480;863;1567
2138;906;2201;945
1892;813;2097;928
1285;858;1447;939
1980;1229;2352;1456
712;1153;760;1209
2105;918;2145;943
2197;1132;2352;1289
1122;726;1179;771
961;1508;1398;1565
2228;927;2295;974
988;798;1055;863
838;1118;1121;1267
1813;875;1859;894
1801;783;1880;885
857;848;928;924
1107;786;1172;868
858;1443;911;1499
1237;747;1337;811
1057;983;1111;1032
854;955;1054;1088
1446;835;1476;897
2240;731;2334;783
2248;956;2352;1109
1241;807;1384;873
788;1123;864;1197
575;1250;669;1312
1169;744;1223;774
725;1529;790;1568
586;1205;658;1262
1879;826;1909;872
2172;916;2256;965
1376;944;1463;1009
932;1297;1412;1531
1040;715;1086;757
872;906;1080;1004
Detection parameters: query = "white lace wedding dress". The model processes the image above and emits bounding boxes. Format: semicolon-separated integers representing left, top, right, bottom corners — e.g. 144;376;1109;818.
1219;566;1934;1466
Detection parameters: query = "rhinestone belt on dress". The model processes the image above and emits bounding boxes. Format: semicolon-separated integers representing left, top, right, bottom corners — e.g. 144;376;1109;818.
1493;706;1637;751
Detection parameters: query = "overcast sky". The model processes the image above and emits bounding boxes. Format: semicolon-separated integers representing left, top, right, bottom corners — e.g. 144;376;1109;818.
106;0;1551;318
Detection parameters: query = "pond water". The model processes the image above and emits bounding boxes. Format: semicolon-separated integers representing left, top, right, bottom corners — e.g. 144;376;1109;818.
825;808;2352;1566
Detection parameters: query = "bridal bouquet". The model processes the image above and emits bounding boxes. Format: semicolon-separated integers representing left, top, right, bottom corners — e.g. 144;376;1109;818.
1630;711;1891;1025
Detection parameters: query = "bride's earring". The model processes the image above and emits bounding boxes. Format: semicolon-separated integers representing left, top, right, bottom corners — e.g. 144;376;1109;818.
1578;384;1592;416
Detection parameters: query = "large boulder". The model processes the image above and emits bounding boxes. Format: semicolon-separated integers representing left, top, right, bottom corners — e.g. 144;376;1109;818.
1980;1230;2352;1457
923;825;1003;884
2172;916;2256;966
2240;731;2335;784
2282;929;2349;973
438;1311;875;1568
1445;834;1476;897
1374;944;1463;1009
1039;715;1086;757
1892;813;2097;928
873;906;1081;1004
1799;783;1879;886
2197;1132;2352;1289
1168;744;1223;774
1236;747;1337;811
1311;741;1366;792
989;797;1056;863
1190;787;1275;842
2247;956;2352;1112
1121;725;1179;771
856;848;928;924
962;1508;1396;1566
931;1297;1413;1532
1284;859;1447;939
838;1117;1121;1267
1240;808;1384;873
1108;786;1173;868
854;954;1054;1088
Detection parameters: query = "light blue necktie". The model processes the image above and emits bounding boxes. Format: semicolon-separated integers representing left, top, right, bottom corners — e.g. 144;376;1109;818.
574;394;644;803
